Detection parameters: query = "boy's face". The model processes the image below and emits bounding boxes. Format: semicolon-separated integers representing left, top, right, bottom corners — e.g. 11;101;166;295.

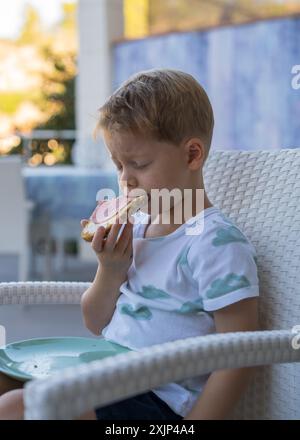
102;129;195;217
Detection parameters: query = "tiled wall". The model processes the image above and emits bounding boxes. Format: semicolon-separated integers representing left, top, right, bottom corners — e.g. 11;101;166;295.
113;17;300;151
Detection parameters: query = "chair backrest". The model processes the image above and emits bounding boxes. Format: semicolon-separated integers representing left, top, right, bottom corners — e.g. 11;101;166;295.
0;155;27;254
203;148;300;420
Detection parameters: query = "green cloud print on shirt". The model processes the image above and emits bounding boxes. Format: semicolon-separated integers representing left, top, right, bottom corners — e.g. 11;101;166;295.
120;304;153;320
177;298;204;314
137;285;171;299
177;246;191;266
212;226;248;246
206;273;251;299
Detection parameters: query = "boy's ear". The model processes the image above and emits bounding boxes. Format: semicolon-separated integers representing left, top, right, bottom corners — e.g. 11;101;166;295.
185;138;206;170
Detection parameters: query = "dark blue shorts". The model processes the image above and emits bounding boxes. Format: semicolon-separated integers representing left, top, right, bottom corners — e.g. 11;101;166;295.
95;391;183;420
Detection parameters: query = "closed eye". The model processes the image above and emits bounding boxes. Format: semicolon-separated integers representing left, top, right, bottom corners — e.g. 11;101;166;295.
133;162;150;169
115;162;151;171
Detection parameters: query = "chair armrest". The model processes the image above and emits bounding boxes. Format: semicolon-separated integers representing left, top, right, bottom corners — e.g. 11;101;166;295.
0;282;91;305
24;329;300;420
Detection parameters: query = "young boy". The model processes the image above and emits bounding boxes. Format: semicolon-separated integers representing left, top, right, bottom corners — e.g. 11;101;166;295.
0;68;259;420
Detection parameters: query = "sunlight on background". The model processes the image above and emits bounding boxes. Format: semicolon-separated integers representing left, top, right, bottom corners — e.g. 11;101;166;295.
0;0;67;40
124;0;149;38
124;0;300;38
0;0;77;166
1;0;300;165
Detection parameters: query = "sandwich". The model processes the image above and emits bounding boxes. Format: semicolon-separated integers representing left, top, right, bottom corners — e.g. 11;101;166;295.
81;194;148;242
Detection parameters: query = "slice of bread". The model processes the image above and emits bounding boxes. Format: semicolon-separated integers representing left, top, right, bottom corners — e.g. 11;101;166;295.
81;194;148;242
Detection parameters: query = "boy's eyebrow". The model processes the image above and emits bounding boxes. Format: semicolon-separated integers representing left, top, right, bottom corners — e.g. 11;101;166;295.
110;155;145;164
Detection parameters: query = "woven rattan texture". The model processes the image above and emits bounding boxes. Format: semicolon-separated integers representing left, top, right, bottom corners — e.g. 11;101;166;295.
203;149;300;419
1;149;299;419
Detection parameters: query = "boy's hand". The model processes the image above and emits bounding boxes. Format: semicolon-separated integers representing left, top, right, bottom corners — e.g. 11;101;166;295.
80;217;134;278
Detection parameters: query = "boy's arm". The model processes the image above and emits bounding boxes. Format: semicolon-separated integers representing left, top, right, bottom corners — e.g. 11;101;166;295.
183;297;259;420
81;265;126;335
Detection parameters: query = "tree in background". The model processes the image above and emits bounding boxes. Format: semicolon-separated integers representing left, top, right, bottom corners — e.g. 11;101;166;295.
33;47;76;165
38;49;75;131
18;5;43;45
39;2;77;132
33;2;77;166
0;2;77;166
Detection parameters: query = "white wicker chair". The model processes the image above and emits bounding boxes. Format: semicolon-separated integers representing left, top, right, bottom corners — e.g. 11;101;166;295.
0;149;299;420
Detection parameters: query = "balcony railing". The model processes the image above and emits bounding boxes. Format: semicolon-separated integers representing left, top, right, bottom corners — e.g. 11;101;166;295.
20;129;77;166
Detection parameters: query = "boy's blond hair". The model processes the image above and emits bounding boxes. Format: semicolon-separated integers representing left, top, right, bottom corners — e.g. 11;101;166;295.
95;68;214;161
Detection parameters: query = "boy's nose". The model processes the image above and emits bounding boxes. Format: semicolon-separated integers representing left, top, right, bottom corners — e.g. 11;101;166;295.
124;187;147;202
122;186;138;197
120;179;138;193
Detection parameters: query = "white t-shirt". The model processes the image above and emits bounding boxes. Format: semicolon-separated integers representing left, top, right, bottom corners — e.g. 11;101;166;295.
101;206;259;417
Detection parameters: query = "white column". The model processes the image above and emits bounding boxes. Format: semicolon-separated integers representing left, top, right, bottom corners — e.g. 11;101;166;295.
73;0;124;169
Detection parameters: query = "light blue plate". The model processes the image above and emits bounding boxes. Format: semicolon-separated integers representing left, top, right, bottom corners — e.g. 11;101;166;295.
0;337;132;382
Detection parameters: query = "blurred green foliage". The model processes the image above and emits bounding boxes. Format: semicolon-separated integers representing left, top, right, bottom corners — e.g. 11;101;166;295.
0;3;77;165
0;92;34;114
37;48;76;131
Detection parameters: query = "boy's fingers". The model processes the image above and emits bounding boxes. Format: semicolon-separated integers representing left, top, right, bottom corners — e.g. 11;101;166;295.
105;220;125;250
115;221;133;254
124;227;134;257
88;213;134;253
91;226;106;253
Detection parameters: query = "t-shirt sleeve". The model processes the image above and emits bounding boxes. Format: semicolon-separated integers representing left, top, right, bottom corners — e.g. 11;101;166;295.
187;223;259;311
